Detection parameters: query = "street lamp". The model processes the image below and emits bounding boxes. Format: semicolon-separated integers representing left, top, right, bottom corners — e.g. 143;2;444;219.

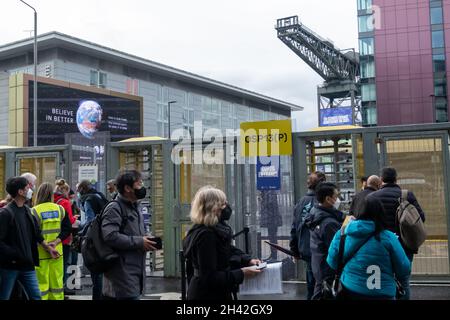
20;0;38;147
167;100;177;139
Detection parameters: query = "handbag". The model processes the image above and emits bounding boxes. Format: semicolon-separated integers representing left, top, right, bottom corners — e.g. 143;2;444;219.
321;226;375;300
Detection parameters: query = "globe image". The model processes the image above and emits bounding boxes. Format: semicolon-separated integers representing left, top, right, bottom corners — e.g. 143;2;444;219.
76;100;103;139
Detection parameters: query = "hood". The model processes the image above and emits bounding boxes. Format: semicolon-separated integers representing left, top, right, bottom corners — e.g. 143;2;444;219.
183;224;209;258
305;205;345;229
345;220;376;238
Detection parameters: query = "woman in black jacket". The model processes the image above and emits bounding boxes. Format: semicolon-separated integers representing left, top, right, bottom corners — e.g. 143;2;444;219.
183;186;261;300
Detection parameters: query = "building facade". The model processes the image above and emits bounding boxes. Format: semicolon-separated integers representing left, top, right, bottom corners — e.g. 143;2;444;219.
0;32;301;146
358;0;449;126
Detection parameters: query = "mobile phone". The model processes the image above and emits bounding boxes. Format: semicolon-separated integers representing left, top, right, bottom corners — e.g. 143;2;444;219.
148;236;163;250
256;262;267;270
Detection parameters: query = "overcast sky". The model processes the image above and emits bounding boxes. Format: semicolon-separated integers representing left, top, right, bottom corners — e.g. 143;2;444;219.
1;0;358;131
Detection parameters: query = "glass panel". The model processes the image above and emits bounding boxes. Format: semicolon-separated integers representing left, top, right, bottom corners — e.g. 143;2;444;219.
18;157;57;191
179;148;226;204
385;138;449;275
361;58;376;78
432;30;445;48
433;54;446;73
431;7;443;25
361;83;376;101
362;104;377;126
358;15;374;33
0;153;5;199
359;37;374;56
99;72;107;88
90;70;98;86
434;76;447;96
357;0;372;10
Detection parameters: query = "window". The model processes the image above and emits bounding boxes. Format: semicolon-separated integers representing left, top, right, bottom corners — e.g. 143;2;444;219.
435;97;448;122
183;108;194;137
360;58;375;78
361;83;377;101
357;0;372;10
433;54;446;72
431;7;443;25
359;37;374;56
358;15;374;33
434;77;447;96
362;104;377;126
90;70;107;88
432;30;445;48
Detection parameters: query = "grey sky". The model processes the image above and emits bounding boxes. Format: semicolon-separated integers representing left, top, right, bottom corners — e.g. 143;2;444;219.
2;0;358;130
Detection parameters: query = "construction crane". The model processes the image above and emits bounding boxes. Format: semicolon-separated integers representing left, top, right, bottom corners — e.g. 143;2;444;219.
276;15;361;126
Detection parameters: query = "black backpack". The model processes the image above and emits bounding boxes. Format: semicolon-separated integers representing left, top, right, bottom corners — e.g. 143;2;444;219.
292;199;315;260
81;200;127;274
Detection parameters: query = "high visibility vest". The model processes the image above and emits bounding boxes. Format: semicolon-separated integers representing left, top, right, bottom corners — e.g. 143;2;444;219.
32;202;65;258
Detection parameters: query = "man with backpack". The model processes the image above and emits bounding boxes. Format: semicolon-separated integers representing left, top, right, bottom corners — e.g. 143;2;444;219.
305;182;345;300
77;180;108;300
100;170;157;300
371;167;426;300
289;171;325;300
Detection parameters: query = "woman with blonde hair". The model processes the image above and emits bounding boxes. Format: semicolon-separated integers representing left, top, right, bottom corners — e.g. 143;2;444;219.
54;179;79;295
183;186;262;300
31;182;71;300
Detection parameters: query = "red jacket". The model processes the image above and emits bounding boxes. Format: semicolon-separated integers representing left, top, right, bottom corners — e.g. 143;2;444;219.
54;193;76;245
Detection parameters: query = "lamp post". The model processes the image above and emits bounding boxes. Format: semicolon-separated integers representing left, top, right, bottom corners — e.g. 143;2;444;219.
20;0;37;146
167;100;177;139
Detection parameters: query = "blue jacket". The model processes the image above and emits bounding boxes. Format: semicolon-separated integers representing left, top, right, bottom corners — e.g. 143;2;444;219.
327;220;411;298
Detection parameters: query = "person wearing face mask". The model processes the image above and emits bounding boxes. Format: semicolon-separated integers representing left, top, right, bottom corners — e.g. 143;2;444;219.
183;186;262;301
21;172;37;207
76;180;109;300
0;177;60;300
305;182;345;300
100;170;157;300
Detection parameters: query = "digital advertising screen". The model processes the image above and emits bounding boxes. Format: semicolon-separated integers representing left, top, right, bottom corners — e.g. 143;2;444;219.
27;80;142;146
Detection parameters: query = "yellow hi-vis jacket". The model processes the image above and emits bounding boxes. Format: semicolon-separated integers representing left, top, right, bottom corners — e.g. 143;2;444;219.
31;202;65;258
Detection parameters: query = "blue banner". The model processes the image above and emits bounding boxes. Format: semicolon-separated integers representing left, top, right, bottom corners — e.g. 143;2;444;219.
257;156;281;191
319;107;353;127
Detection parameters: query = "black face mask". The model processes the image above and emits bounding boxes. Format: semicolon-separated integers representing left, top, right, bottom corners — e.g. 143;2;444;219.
220;204;233;221
134;187;147;200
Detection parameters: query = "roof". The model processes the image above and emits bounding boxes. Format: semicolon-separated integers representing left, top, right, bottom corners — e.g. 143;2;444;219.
0;32;303;112
119;136;166;143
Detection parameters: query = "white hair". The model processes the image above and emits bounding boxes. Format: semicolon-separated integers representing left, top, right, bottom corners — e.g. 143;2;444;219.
21;172;37;186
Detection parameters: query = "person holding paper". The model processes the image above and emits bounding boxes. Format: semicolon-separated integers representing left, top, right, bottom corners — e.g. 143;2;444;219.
183;186;261;300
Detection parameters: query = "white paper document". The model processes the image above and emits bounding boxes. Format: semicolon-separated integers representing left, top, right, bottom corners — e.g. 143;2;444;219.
239;262;283;295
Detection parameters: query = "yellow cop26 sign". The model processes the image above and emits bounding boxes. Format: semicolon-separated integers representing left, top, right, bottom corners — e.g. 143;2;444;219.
240;119;292;157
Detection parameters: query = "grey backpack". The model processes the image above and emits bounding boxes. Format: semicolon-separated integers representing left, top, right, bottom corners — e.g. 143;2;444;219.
396;190;426;252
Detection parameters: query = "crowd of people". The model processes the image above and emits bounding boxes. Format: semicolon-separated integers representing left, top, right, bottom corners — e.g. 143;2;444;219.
289;167;426;300
0;166;427;301
0;170;160;300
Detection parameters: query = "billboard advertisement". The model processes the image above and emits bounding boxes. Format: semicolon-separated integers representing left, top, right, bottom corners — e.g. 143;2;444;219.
319;107;353;127
27;80;142;146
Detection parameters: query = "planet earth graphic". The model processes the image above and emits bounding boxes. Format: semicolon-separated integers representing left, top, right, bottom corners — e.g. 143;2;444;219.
76;100;103;139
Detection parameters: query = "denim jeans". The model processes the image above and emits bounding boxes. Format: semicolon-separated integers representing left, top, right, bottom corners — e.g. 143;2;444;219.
0;269;41;300
305;259;316;300
91;272;103;300
398;253;414;300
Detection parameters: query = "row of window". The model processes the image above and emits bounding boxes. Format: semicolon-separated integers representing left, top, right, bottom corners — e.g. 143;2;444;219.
430;1;448;122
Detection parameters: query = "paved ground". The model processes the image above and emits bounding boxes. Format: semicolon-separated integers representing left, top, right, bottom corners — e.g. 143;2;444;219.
67;276;450;300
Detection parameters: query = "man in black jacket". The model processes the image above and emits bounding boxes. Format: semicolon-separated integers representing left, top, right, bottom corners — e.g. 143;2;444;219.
289;171;325;300
370;167;425;300
349;175;381;216
305;182;344;300
0;177;59;300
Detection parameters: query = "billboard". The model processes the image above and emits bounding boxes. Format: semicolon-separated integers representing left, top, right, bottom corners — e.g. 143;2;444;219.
319;107;353;127
27;80;142;146
256;156;281;191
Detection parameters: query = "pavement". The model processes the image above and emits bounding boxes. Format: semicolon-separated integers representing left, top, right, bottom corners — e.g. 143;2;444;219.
67;275;450;300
